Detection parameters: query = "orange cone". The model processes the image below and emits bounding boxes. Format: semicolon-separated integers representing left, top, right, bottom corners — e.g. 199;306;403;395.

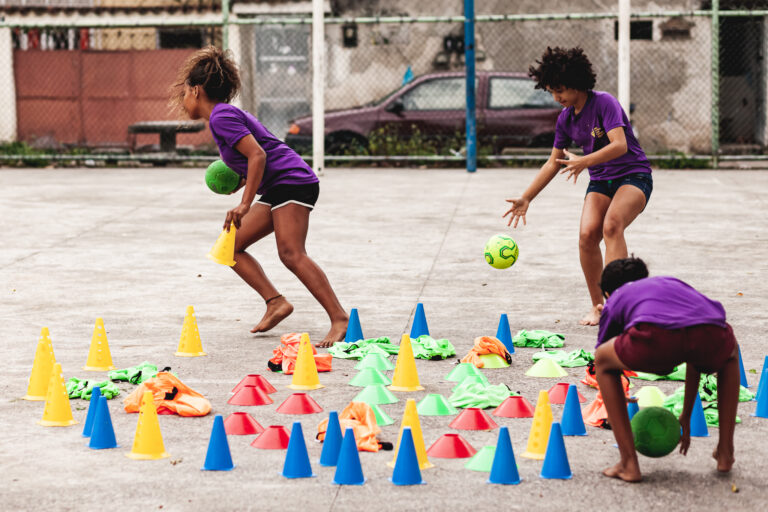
521;390;553;460
388;334;424;392
175;305;207;357
288;333;323;390
387;398;433;469
38;363;77;427
126;391;170;460
83;318;116;371
22;327;56;401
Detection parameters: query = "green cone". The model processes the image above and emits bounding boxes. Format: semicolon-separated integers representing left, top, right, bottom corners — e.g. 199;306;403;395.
464;446;495;472
417;393;458;416
355;353;395;372
524;358;568;378
353;384;399;405
478;354;509;369
370;403;395;426
636;386;667;408
452;374;490;393
445;363;483;382
349;367;392;387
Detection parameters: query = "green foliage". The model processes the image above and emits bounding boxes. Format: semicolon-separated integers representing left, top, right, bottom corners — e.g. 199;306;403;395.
652;153;712;169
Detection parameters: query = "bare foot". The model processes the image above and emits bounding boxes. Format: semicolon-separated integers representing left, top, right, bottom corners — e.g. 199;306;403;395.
250;296;294;333
713;447;735;473
602;461;642;482
579;304;604;326
315;317;348;348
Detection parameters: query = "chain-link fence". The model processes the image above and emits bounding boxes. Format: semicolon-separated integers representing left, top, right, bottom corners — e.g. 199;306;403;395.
1;0;767;166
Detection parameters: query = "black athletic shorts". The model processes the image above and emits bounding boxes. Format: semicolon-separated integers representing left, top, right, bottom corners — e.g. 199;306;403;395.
255;182;319;211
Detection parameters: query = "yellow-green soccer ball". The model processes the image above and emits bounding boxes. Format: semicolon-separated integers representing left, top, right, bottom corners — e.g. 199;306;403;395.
484;234;519;269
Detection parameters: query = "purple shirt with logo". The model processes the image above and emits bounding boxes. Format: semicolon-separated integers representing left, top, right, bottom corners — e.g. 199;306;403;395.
596;276;727;347
553;90;651;181
209;103;318;195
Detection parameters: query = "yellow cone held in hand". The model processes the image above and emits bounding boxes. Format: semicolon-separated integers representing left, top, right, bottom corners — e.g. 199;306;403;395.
387;398;433;469
207;222;236;266
521;390;554;460
83;317;116;371
288;333;324;390
388;334;424;392
22;327;56;401
175;305;207;357
126;391;170;460
38;362;77;427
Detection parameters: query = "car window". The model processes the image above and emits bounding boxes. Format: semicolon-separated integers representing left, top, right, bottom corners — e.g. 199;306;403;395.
489;78;560;109
400;78;466;111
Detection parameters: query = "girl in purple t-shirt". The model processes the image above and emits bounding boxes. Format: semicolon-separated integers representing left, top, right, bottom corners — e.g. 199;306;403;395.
504;47;653;326
173;46;348;347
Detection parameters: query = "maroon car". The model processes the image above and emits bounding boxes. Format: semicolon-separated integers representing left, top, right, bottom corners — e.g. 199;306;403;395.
285;71;562;155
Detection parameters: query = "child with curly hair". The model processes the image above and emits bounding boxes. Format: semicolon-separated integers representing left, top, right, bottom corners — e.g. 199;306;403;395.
173;46;348;347
504;47;653;326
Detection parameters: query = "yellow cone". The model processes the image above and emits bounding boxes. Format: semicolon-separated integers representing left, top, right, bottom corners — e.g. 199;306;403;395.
387;398;433;469
83;317;116;371
207;223;236;266
38;362;77;427
126;391;170;460
388;334;424;392
288;333;324;390
175;305;207;357
521;390;553;460
22;327;57;401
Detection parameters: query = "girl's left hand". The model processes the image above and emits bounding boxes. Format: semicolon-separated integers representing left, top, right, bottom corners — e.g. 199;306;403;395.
556;149;588;183
224;203;250;230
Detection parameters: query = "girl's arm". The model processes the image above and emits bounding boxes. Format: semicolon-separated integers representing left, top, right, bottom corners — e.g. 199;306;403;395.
503;146;564;227
557;127;628;182
678;363;701;455
223;134;267;230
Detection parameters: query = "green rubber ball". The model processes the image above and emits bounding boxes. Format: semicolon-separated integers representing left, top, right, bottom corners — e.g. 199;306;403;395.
205;160;240;194
631;406;681;458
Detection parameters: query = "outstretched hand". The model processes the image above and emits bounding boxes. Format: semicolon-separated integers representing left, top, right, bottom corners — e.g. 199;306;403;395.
556;149;588;183
224;203;250;230
679;416;691;455
503;197;529;228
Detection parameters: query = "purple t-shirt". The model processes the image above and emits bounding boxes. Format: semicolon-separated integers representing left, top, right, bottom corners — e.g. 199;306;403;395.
553;90;651;181
209;103;318;195
596;276;727;347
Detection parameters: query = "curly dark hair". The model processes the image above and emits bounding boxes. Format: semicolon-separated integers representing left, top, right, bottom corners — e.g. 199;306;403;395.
171;46;241;112
528;47;597;91
600;256;649;296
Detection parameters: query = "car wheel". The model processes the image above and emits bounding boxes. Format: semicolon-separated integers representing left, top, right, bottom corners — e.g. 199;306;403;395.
326;132;368;155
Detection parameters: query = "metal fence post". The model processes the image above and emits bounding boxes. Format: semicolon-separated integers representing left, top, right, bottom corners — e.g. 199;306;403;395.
711;0;720;168
222;0;230;50
464;0;477;173
312;0;325;175
617;0;631;115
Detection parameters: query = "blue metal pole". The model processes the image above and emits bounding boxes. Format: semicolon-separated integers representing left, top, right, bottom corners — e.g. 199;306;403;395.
464;0;477;173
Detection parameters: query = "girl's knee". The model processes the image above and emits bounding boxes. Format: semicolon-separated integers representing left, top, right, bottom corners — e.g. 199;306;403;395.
603;216;625;240
579;227;602;249
278;246;305;268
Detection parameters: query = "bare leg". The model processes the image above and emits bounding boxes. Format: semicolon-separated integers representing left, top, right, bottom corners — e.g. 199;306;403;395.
714;346;739;472
602;185;647;264
230;203;294;333
595;339;642;482
272;203;348;347
578;192;611;325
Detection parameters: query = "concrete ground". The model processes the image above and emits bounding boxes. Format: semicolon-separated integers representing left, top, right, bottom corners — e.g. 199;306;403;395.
1;167;767;511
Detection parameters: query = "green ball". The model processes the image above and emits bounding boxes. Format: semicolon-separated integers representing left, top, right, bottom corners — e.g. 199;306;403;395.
631;406;681;458
484;234;519;269
205;160;240;194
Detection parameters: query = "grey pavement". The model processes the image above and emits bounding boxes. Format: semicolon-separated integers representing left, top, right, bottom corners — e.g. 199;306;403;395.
1;167;767;511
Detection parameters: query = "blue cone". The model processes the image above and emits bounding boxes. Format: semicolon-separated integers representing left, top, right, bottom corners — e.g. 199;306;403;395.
88;396;118;450
345;308;364;343
495;313;514;355
488;426;521;485
320;411;343;467
560;384;587;436
738;346;748;388
540;423;572;479
690;393;710;437
282;422;314;478
409;303;430;339
82;385;102;437
627;399;639;421
390;427;424;486
753;369;768;418
756;357;768;402
333;428;365;485
202;415;234;471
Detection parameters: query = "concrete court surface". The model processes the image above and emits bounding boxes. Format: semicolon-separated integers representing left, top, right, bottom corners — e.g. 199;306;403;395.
1;166;767;511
